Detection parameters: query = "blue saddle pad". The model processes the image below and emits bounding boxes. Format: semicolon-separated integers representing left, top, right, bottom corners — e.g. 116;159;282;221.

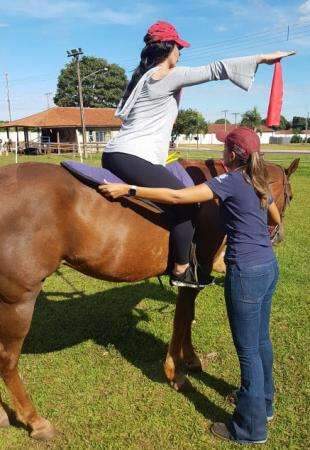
61;160;194;188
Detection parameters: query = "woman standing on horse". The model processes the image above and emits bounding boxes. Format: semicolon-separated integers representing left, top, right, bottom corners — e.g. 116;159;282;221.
102;20;291;289
100;126;282;444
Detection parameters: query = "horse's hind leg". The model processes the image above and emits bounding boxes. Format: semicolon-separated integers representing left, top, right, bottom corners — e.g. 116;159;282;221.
0;286;56;440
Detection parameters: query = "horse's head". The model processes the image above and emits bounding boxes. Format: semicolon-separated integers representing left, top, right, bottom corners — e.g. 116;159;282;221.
267;158;299;244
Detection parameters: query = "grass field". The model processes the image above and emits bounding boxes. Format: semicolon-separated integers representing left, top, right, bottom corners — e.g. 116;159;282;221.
176;143;310;151
0;152;309;449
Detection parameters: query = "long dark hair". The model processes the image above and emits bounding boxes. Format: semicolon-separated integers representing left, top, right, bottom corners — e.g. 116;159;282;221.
232;147;270;208
120;35;176;108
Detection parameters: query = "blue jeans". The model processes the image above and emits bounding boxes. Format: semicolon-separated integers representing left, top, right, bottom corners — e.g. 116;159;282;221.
225;258;279;442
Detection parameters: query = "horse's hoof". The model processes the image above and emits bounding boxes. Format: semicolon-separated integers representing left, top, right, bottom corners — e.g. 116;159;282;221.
184;358;203;373
30;419;56;441
163;357;176;382
0;409;10;428
170;376;193;392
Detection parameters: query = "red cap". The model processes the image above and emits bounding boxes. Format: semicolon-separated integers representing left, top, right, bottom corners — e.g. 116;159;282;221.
216;127;261;160
147;21;190;48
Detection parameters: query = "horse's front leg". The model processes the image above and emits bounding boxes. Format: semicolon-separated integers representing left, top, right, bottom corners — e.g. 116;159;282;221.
0;396;9;428
164;287;201;391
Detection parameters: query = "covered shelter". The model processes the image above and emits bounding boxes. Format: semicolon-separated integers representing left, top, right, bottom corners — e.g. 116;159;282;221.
0;107;122;153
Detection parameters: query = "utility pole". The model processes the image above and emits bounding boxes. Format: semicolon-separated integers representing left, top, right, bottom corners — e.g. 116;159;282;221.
305;112;309;143
196;115;199;150
4;73;12;122
221;109;229;131
231;112;240;126
67;48;86;161
45;92;53;109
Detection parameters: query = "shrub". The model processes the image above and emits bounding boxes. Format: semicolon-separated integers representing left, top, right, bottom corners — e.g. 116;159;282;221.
290;134;302;143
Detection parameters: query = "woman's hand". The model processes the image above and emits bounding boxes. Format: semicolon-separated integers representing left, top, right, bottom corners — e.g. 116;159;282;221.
258;50;296;65
98;181;129;199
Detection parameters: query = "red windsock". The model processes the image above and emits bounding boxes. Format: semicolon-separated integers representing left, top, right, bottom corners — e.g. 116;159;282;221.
266;61;283;127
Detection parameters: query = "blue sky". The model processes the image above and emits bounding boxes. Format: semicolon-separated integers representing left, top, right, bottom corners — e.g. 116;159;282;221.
0;0;309;122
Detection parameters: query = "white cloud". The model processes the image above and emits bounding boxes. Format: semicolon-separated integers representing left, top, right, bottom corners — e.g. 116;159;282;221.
298;0;310;22
215;25;227;32
0;0;155;25
0;23;9;27
299;0;310;14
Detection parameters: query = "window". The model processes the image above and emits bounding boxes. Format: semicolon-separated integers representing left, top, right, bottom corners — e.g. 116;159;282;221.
88;130;94;142
96;131;105;142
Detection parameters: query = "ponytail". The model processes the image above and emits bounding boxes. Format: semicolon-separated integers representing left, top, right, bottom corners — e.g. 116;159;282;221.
244;152;270;208
120;35;175;108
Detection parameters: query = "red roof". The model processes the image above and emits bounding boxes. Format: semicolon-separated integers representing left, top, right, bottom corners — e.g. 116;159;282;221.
274;129;294;135
0;107;122;128
208;123;273;133
274;129;308;135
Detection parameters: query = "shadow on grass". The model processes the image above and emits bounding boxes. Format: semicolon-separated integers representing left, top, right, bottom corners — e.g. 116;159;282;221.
23;280;232;423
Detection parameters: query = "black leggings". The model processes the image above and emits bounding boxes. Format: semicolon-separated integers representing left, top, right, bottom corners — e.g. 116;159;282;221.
102;152;195;264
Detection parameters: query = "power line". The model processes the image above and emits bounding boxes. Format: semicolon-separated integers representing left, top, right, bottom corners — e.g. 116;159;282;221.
180;30;310;64
118;22;310;69
5;24;309;85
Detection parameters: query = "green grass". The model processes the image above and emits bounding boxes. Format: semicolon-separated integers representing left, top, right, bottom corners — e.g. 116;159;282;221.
177;143;310;151
0;152;309;449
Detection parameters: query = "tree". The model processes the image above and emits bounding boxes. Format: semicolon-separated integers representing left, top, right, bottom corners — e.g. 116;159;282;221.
172;109;208;141
292;116;307;132
262;115;291;130
215;118;231;124
54;56;127;108
241;107;262;131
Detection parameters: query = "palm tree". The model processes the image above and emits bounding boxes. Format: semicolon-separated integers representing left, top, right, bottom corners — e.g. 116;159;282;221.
241;107;262;131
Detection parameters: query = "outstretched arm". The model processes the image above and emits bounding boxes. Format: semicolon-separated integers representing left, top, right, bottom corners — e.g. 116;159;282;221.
165;50;295;92
99;182;215;204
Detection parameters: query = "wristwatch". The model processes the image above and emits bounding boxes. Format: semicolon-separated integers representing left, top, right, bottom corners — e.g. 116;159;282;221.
128;185;137;197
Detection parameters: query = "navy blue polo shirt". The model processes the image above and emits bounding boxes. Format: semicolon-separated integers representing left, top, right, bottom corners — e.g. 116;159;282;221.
206;171;274;266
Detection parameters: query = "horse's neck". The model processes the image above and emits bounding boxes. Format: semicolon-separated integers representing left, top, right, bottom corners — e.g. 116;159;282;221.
180;158;226;184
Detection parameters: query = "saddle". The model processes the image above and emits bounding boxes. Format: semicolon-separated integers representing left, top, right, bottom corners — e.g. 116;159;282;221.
61;160;194;190
61;159;214;284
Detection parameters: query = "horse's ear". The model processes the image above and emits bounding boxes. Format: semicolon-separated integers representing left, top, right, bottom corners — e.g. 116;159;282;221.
285;158;300;178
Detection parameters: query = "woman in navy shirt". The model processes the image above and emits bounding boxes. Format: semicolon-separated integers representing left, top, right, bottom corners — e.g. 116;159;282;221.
100;127;281;444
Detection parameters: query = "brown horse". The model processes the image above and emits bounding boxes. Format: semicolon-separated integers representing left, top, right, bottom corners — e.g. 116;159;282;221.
0;157;299;440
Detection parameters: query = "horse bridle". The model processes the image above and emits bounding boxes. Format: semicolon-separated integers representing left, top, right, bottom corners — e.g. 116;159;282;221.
268;165;291;244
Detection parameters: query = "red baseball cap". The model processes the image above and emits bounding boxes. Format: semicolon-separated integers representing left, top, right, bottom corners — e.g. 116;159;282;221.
147;21;190;48
216;127;261;159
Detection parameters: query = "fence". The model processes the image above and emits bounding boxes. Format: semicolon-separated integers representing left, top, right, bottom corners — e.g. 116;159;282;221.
0;140;106;156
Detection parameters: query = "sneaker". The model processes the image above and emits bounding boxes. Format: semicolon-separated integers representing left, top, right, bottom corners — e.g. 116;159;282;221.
211;422;267;444
170;265;211;289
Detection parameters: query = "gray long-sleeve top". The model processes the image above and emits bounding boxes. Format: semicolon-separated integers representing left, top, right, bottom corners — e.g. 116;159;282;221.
105;55;258;165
